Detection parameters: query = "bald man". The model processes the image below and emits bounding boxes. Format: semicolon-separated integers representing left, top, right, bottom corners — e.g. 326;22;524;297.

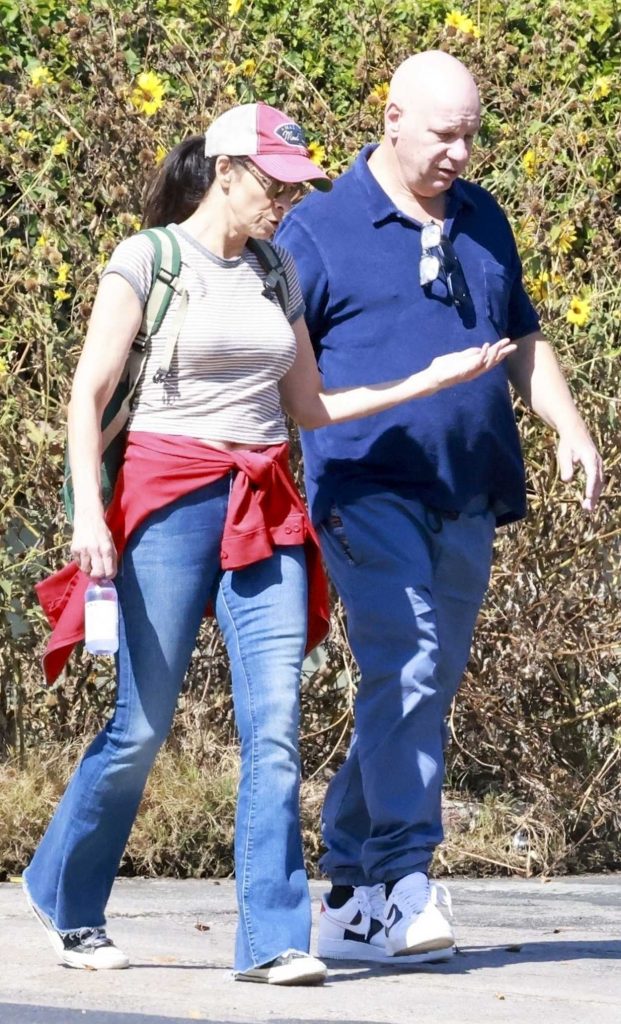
276;51;602;963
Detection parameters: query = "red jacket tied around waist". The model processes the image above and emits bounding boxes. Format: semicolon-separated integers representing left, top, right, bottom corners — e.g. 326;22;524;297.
36;432;330;685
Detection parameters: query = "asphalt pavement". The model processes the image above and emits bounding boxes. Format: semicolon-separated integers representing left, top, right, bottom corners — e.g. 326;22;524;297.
1;875;620;1024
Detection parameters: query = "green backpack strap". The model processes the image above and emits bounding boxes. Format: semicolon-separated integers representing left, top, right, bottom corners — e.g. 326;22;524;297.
64;227;187;522
247;237;290;316
99;227;186;452
139;226;187;382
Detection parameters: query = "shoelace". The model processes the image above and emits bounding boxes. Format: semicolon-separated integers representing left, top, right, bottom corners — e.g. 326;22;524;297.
430;882;453;920
274;948;311;964
352;883;385;922
389;875;432;916
66;927;112;949
366;883;386;921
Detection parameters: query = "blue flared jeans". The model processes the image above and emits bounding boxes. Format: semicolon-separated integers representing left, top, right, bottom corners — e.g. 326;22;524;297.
24;476;310;971
317;491;495;885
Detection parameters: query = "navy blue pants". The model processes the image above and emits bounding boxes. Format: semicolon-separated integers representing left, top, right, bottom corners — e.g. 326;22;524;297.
318;491;495;884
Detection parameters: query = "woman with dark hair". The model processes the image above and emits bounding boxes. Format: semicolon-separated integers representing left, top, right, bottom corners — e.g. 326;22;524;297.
23;102;513;985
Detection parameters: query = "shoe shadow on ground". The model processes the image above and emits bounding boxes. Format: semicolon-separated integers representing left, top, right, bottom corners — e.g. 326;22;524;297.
0;1010;375;1024
0;1010;202;1024
66;939;621;976
322;938;621;981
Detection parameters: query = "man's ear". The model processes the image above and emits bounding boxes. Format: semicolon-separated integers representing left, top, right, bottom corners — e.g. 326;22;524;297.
385;102;402;140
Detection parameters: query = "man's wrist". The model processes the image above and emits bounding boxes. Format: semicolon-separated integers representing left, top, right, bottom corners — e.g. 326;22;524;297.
553;408;590;440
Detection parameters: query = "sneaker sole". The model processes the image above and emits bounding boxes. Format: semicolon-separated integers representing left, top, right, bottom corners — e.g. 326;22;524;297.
319;938;455;964
318;938;386;962
235;967;326;986
62;950;130;971
388;936;456;957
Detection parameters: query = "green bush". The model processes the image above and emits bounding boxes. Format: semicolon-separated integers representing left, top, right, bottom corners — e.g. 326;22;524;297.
1;0;620;876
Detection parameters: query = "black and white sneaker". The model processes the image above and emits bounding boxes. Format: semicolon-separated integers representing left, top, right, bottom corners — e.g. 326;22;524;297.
58;927;130;970
318;881;454;964
384;873;455;960
23;880;129;970
235;949;327;985
317;884;387;961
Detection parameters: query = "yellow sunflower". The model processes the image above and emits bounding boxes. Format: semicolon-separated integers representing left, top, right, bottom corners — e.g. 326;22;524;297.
131;71;165;117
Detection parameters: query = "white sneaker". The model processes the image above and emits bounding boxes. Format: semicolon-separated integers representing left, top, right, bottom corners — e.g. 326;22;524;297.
59;927;130;970
24;880;129;970
384;873;455;959
317;885;386;961
235;949;327;985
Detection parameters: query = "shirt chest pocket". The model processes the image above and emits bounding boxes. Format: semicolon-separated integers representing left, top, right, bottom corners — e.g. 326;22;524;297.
483;260;513;336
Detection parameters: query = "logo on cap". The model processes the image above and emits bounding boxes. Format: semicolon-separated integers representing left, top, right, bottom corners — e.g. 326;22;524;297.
275;123;307;149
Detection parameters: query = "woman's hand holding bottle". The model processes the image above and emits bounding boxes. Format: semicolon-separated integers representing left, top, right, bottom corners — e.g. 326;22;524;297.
70;513;118;580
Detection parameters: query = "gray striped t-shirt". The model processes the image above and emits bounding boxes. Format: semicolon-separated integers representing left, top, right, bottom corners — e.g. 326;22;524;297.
102;224;305;445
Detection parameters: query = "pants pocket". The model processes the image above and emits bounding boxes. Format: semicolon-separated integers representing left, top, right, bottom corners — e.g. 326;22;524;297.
324;505;359;566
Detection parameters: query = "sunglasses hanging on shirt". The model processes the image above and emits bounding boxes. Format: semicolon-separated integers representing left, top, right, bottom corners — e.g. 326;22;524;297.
419;221;472;313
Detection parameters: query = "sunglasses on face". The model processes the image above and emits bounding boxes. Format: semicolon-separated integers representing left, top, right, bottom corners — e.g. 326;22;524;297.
419;220;470;310
237;157;307;205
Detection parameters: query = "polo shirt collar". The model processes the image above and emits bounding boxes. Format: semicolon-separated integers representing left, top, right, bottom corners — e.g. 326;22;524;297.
353;144;475;228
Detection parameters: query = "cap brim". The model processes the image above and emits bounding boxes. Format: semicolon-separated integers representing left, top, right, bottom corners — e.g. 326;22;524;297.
250;154;332;191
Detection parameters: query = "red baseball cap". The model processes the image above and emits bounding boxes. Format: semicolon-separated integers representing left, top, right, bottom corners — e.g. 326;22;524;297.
204;102;332;191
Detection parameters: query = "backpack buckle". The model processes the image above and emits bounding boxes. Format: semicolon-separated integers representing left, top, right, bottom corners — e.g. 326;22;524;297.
261;268;281;300
157;268;177;286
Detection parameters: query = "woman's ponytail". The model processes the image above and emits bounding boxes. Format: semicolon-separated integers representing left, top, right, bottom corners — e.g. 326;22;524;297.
142;135;217;227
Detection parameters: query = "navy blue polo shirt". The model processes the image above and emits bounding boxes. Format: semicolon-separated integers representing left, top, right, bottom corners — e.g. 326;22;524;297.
276;145;540;526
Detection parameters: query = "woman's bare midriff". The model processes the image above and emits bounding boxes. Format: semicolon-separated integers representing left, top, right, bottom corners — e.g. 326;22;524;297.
199;437;273;452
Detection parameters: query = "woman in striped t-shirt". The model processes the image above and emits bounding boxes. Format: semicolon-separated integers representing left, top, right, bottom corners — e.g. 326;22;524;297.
25;102;514;985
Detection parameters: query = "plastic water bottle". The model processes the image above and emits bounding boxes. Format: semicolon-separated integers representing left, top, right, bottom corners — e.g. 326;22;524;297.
84;579;119;655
